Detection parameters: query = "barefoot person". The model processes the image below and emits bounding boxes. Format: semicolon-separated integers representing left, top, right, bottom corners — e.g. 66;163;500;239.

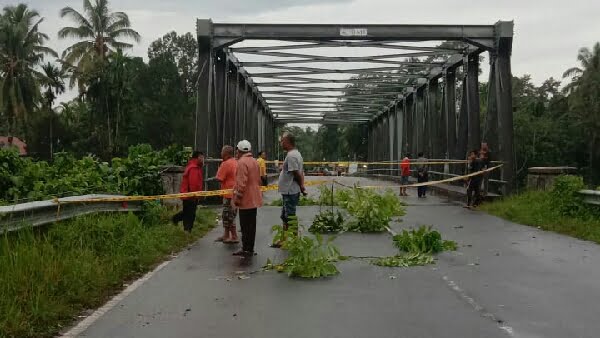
232;140;263;257
215;145;238;243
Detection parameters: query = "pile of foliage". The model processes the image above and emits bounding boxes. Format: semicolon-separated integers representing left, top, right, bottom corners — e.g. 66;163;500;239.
0;207;216;338
342;188;405;233
309;210;345;233
269;216;341;278
0;144;190;204
393;226;458;254
373;226;457;268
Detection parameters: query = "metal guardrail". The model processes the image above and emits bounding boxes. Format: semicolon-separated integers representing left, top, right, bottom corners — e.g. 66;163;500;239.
580;190;600;206
0;194;142;233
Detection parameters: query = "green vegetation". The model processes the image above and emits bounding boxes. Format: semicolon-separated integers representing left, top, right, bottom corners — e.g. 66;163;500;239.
309;210;345;234
277;233;340;278
480;176;600;243
269;195;319;206
373;226;457;268
342;188;405;233
0;145;189;204
269;216;340;278
0;207;217;338
372;253;434;267
393;226;458;254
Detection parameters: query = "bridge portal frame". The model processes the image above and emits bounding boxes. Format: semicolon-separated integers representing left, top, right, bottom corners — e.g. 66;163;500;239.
196;20;514;193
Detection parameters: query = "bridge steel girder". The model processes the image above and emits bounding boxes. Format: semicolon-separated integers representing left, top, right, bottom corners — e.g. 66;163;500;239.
197;19;514;193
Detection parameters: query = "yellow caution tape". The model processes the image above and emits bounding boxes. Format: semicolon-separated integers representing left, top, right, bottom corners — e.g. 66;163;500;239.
267;160;501;166
353;165;502;189
52;166;501;206
53;180;329;205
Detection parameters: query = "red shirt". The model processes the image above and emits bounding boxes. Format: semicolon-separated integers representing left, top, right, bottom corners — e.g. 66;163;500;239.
180;158;203;199
216;157;237;199
400;158;410;177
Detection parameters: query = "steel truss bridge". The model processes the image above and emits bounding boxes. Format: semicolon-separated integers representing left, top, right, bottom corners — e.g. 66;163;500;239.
195;20;515;192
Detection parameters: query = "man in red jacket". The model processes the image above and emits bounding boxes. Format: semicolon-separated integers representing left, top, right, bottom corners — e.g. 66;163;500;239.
172;151;204;233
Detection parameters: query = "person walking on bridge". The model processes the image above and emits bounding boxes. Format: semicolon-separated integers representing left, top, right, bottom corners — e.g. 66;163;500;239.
399;154;411;196
215;145;238;244
172;151;204;233
272;132;306;248
416;152;429;198
465;150;483;209
232;140;263;257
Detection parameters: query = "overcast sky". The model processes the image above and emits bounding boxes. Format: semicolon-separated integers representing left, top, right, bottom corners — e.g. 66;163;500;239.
15;0;600;108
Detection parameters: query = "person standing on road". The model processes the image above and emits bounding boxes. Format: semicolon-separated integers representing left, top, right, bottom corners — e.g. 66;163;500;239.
172;151;204;233
272;132;306;248
416;152;429;198
479;142;492;196
399;154;411;196
215;145;238;244
465;150;483;209
232;140;263;257
257;151;268;186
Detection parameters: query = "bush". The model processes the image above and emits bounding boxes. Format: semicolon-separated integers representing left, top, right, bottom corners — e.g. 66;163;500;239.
0;145;190;204
550;175;587;217
309;210;345;233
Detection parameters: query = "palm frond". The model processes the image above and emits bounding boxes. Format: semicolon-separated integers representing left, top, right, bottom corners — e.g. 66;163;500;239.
109;28;140;42
562;67;582;79
60;6;93;31
58;26;95;40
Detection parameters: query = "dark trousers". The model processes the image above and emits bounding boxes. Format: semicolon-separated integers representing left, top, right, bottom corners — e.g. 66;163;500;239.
467;179;481;206
417;173;428;197
239;208;257;252
172;199;198;232
261;176;268;186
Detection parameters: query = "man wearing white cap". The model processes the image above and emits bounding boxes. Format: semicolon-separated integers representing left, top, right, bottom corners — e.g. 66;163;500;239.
232;140;263;257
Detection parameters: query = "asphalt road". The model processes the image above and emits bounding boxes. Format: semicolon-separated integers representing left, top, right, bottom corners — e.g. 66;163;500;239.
75;177;600;338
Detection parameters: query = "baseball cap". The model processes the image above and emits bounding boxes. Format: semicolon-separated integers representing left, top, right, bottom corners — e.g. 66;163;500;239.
237;140;251;152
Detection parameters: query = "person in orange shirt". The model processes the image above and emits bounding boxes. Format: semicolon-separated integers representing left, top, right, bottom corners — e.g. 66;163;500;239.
232;140;263;257
215;145;238;244
400;154;411;196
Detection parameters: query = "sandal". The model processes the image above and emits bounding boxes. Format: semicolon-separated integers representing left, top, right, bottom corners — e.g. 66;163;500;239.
214;236;227;242
224;239;240;244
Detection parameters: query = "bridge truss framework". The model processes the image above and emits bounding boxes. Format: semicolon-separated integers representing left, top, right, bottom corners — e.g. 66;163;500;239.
196;20;515;192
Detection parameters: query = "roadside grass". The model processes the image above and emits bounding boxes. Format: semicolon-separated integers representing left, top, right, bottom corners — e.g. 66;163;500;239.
479;190;600;244
0;207;216;338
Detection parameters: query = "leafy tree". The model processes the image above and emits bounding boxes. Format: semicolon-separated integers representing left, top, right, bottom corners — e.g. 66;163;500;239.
58;0;140;92
148;31;198;98
0;4;57;136
563;43;600;183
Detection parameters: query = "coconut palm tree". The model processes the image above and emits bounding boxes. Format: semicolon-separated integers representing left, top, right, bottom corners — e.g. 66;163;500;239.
562;43;600;94
40;62;65;109
58;0;140;91
0;4;57;135
563;42;600;181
